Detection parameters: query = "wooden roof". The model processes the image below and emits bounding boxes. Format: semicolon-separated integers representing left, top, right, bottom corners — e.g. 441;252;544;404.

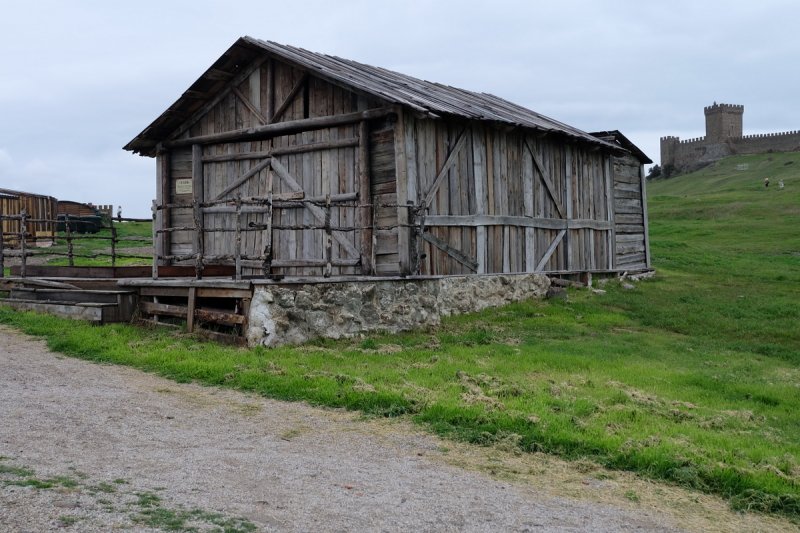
590;130;652;164
125;36;619;157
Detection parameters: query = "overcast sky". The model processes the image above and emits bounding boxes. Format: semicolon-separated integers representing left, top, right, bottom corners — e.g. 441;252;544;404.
2;0;799;216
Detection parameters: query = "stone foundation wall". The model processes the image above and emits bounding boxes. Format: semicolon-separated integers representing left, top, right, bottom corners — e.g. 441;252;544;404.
246;273;550;347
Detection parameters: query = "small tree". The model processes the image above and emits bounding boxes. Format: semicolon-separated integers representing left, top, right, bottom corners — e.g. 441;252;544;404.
647;164;661;179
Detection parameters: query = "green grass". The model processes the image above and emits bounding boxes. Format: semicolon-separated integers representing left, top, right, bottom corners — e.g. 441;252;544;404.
1;153;799;518
37;221;151;266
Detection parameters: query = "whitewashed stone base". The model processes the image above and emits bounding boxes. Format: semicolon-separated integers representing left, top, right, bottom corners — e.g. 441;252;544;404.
246;273;550;347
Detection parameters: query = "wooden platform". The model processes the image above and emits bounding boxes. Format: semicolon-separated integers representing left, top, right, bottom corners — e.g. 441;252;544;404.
118;278;252;343
0;281;137;324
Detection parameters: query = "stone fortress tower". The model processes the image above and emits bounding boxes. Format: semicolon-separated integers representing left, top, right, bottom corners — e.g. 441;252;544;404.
660;103;800;174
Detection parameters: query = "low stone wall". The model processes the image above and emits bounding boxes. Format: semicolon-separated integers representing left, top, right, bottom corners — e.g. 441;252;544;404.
246;273;550;347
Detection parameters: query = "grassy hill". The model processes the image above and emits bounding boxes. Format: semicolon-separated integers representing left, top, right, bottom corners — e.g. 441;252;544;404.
2;152;800;521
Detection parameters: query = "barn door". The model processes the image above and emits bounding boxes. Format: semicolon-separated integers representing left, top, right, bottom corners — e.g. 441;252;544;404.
198;130;365;278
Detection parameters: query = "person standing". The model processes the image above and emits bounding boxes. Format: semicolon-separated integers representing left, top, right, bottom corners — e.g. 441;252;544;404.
764;177;770;188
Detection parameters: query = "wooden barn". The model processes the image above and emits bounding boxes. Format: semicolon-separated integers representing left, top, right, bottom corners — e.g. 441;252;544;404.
125;37;651;280
0;188;57;247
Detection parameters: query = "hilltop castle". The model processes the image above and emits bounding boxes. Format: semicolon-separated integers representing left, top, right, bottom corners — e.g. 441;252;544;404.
660;103;800;173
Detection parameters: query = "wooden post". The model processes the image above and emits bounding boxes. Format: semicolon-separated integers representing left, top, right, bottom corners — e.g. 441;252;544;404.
192;144;204;280
324;194;332;278
393;108;412;275
472;125;487;274
605;154;616;270
639;162;651;268
186;286;196;333
564;146;573;271
151;200;158;279
158;152;172;266
111;224;117;268
357;120;374;275
19;209;27;278
234;194;242;280
65;215;74;267
262;189;273;279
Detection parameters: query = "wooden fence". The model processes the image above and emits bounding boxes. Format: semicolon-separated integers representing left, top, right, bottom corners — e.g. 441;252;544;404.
0;212;152;278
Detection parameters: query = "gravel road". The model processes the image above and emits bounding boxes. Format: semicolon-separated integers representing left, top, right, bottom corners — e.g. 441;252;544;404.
0;326;719;531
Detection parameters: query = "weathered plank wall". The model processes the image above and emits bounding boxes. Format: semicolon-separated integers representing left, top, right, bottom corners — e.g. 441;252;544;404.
160;57;390;277
397;115;613;276
612;154;649;270
0;190;57;246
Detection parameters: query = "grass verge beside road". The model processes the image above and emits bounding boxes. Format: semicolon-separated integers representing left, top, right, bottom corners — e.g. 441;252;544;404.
1;152;799;519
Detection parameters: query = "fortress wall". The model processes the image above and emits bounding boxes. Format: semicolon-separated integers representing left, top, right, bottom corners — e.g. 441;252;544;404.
731;131;800;155
669;138;732;170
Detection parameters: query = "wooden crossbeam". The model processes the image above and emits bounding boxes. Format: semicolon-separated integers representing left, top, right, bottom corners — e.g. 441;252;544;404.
270;157;360;258
535;229;566;272
212;158;272;202
524;139;565;219
271;73;308;124
422;128;468;208
423;215;611;231
422;231;478;272
165;107;394;149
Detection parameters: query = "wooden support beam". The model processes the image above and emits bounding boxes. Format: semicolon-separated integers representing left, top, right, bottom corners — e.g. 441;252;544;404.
186;287;196;333
200;137;359;162
535;229;566;272
525;139;565;219
605;155;617;270
564;145;573;271
165;107;395;150
192;145;205;279
423;215;611;230
422;128;468;208
422;232;478;272
639;162;651;268
393;107;412;275
158;152;171;266
212;158;271;202
271;73;309;124
358;120;373;275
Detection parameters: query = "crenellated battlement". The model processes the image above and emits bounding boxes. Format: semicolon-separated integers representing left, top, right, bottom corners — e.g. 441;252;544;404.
660;103;800;173
704;103;744;114
741;130;800;140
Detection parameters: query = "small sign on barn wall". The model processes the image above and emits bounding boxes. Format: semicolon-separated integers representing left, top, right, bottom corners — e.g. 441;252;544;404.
175;179;193;195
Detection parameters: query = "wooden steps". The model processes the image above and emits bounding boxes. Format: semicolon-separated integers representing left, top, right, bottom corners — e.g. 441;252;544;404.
0;281;137;324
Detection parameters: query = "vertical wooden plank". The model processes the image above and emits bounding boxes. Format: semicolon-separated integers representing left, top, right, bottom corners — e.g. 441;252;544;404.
472;125;487;273
522;134;535;272
192;144;204;278
564;145;573;270
394;108;411;275
358;120;373;275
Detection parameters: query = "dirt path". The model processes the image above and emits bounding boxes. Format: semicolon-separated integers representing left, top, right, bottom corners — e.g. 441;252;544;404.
0;326;790;532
